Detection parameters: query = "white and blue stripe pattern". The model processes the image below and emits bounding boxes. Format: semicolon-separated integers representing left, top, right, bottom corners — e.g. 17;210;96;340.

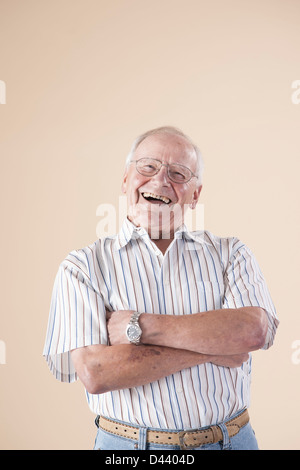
43;218;278;429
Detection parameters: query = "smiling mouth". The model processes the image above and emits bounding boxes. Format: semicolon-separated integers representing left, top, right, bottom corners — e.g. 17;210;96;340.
141;192;171;204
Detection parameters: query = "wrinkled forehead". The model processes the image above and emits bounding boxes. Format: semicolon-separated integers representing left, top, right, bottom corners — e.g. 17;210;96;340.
134;133;197;166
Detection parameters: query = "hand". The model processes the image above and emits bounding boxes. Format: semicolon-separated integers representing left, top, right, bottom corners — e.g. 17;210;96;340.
106;309;135;345
210;353;249;369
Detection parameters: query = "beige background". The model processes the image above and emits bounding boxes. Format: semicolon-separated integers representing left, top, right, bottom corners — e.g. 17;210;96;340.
0;0;299;450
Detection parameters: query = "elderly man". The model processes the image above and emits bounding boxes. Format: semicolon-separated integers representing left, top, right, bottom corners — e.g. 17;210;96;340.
43;126;278;450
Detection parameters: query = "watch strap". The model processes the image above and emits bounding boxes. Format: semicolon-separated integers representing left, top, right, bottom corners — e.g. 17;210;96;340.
129;311;142;325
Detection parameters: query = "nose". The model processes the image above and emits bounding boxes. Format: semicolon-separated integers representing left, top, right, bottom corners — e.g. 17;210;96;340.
152;163;170;185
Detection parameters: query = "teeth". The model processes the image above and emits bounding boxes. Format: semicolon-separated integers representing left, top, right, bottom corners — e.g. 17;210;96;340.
142;192;171;204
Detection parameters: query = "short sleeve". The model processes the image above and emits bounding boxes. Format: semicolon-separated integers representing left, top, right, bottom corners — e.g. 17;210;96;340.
223;240;279;350
43;250;108;383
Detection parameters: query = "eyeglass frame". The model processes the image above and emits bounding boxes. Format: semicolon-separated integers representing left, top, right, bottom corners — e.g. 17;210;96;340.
129;157;198;184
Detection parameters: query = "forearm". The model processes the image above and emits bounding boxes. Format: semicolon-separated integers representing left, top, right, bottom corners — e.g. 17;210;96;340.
71;344;213;394
139;307;268;355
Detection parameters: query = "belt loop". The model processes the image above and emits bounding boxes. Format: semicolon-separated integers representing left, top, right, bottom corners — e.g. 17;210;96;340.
218;423;232;450
138;426;148;450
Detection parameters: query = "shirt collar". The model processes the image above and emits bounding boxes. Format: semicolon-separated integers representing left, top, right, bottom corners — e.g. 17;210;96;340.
113;218;208;251
175;224;211;247
112;218;145;251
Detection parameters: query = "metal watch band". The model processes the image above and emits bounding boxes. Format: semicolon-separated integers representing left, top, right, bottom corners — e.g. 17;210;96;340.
130;311;142;325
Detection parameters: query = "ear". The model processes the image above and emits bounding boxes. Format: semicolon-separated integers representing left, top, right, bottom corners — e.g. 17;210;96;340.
121;168;128;194
190;185;202;209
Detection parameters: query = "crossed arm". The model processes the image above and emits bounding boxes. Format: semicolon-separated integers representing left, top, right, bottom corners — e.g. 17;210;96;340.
71;306;268;394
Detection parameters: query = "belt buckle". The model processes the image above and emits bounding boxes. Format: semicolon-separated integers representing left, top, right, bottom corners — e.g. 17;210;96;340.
178;431;190;450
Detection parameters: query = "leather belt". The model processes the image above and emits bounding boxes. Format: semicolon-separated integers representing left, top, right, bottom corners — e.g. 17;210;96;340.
97;409;249;449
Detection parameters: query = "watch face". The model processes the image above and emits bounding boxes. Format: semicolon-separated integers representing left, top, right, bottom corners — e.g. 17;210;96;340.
127;324;141;340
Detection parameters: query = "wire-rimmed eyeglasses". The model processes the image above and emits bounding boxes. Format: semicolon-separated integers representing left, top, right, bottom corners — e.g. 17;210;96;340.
130;157;198;184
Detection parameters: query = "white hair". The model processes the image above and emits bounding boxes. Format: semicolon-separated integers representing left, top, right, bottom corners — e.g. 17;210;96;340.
125;126;204;185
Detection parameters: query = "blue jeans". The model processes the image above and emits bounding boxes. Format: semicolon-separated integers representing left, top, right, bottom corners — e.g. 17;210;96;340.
93;410;259;450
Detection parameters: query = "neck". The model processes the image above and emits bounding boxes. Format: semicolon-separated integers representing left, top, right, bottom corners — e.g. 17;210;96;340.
148;223;176;255
127;215;182;254
150;236;173;255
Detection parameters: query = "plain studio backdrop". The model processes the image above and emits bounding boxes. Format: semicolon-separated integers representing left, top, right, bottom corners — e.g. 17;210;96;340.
0;0;299;450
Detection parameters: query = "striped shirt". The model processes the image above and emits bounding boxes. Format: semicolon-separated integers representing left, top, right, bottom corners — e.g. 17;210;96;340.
43;218;279;429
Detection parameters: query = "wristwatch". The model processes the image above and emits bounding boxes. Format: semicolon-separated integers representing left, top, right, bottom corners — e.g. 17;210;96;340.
126;311;142;345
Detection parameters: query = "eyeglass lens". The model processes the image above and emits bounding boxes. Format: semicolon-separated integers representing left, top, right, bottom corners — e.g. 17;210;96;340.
136;158;192;183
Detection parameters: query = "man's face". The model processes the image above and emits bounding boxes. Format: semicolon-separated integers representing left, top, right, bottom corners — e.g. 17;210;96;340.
122;133;202;238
